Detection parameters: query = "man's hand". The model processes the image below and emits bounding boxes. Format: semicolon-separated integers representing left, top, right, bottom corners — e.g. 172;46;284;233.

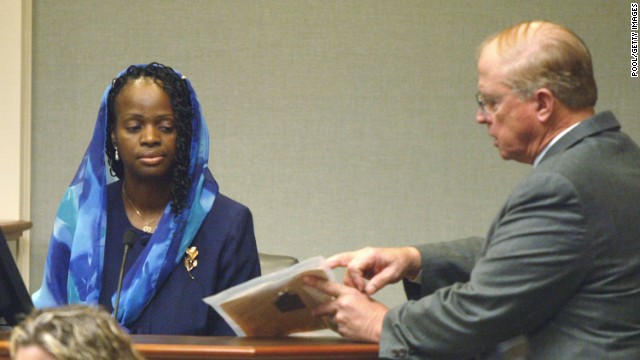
326;247;422;295
303;275;388;343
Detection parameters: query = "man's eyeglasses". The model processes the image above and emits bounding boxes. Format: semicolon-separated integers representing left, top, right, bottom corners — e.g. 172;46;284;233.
476;89;526;114
475;91;503;114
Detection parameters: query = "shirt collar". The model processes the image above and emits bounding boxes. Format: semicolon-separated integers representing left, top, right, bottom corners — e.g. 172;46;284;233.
533;122;581;167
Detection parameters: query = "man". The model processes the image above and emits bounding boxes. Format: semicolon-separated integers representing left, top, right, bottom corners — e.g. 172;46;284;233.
304;21;640;359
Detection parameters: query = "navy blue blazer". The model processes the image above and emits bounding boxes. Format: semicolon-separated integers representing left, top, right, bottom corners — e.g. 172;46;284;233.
98;181;260;335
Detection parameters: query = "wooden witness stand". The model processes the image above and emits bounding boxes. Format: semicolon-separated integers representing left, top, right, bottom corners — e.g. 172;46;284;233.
0;221;378;359
0;333;379;359
133;335;378;359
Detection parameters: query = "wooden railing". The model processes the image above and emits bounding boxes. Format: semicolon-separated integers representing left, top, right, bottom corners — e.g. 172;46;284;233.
1;333;379;360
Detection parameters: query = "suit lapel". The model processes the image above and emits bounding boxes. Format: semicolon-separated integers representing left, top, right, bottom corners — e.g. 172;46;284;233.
539;111;621;164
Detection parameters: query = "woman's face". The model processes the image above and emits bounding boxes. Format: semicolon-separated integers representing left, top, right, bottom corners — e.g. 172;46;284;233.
111;77;177;183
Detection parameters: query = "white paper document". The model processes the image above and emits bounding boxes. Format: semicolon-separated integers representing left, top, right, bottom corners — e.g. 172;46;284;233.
203;256;335;336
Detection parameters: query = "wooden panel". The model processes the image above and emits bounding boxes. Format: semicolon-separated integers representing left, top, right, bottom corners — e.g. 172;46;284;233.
0;332;378;360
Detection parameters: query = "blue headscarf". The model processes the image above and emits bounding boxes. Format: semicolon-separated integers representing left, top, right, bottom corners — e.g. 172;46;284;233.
32;64;218;327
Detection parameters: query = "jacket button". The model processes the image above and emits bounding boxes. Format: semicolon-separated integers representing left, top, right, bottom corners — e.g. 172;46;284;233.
391;349;408;358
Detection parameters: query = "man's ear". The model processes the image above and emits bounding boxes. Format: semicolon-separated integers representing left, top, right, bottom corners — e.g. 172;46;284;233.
533;88;555;123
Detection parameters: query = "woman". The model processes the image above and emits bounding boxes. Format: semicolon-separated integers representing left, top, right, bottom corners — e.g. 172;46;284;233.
33;63;261;335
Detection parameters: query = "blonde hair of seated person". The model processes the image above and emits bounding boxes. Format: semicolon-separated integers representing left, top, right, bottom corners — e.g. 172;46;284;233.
9;305;144;360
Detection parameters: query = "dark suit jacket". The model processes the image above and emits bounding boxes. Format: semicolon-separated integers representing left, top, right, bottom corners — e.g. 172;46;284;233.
381;112;640;359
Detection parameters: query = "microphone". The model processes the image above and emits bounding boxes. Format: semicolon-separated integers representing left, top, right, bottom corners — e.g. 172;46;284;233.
113;229;137;320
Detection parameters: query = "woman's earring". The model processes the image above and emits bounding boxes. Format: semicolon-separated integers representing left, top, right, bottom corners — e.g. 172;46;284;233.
114;147;120;161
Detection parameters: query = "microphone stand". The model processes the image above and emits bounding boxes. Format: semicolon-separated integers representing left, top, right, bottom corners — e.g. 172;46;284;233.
114;230;137;320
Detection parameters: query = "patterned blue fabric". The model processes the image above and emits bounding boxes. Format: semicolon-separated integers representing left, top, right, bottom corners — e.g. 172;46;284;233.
32;65;218;327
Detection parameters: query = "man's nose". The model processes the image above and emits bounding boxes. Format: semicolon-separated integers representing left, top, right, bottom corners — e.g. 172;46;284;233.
476;108;489;124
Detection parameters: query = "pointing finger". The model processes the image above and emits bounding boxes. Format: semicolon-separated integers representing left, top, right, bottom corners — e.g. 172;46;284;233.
303;275;343;298
326;252;356;269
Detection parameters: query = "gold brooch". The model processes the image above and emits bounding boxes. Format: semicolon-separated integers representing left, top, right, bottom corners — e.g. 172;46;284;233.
184;246;198;279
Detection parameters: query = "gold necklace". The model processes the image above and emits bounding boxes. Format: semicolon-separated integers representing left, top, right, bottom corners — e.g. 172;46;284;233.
122;184;158;233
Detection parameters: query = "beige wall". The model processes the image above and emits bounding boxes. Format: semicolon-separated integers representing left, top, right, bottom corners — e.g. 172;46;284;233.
0;0;31;283
30;1;640;307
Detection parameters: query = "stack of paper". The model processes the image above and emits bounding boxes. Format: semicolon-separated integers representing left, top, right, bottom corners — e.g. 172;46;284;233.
203;256;335;336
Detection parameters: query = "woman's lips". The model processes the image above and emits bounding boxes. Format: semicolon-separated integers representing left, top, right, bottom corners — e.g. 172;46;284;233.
139;154;164;165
